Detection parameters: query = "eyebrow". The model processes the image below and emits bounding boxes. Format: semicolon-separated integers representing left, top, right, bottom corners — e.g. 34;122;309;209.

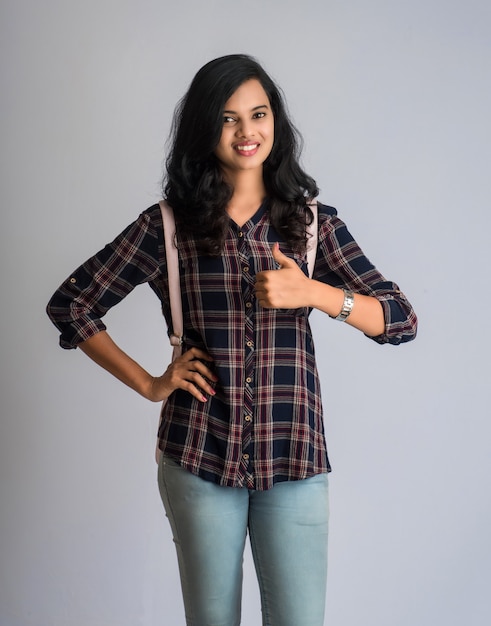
223;104;269;114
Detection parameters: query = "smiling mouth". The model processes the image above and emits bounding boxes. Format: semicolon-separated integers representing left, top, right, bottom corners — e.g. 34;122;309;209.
234;143;260;155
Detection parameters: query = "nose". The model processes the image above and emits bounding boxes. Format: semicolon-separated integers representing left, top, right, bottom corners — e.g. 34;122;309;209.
235;119;255;138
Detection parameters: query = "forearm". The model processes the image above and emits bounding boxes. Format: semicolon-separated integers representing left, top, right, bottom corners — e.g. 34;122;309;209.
78;330;218;404
255;253;386;338
78;330;155;400
309;280;385;337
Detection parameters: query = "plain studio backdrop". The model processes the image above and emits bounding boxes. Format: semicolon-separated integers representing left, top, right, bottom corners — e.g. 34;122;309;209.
1;1;490;625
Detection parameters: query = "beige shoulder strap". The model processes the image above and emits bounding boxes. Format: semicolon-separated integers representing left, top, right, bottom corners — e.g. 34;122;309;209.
156;200;181;463
306;200;318;278
159;200;183;361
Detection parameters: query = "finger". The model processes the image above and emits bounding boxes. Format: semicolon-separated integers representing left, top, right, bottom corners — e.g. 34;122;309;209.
254;282;272;304
192;359;219;383
182;371;217;398
271;242;296;268
167;365;216;401
179;380;212;403
171;358;217;388
255;269;274;286
181;347;214;362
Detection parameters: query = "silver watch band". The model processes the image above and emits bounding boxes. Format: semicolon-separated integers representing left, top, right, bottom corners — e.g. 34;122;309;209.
330;289;355;322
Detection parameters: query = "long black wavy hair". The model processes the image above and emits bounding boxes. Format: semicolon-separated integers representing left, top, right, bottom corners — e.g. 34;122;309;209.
163;54;318;255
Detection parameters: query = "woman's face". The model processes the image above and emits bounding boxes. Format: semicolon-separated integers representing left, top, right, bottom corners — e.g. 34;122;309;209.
214;79;274;176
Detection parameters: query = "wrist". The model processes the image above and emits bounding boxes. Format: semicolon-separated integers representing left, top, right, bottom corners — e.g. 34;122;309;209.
329;289;355;321
131;370;156;401
309;281;345;315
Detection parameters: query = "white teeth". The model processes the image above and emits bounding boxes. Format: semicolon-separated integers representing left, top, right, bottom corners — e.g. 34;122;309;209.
236;144;258;152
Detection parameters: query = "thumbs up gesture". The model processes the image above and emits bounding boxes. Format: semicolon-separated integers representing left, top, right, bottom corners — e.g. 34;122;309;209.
255;243;311;309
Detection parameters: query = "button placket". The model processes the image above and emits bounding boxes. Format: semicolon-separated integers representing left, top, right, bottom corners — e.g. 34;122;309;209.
239;232;255;473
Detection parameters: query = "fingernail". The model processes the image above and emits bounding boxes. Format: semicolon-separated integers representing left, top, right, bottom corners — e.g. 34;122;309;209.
201;395;207;402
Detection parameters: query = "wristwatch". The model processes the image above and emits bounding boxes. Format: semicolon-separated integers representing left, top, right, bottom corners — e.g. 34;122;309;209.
330;289;355;322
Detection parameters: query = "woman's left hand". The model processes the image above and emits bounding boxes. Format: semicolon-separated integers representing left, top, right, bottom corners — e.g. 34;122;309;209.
255;243;311;309
255;244;386;337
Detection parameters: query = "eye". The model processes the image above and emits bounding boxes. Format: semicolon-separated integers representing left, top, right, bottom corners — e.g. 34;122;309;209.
252;111;266;119
223;115;236;125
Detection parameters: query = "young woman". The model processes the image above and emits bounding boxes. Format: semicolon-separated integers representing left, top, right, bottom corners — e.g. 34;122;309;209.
47;54;417;626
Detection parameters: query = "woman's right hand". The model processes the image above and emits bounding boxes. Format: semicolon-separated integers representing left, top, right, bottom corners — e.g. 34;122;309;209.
147;347;218;403
78;331;218;404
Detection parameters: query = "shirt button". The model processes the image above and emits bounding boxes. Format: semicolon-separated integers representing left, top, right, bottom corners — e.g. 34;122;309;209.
243;265;249;272
238;231;244;238
244;415;252;422
246;301;252;309
246;341;253;348
245;377;252;384
242;453;250;460
69;277;76;284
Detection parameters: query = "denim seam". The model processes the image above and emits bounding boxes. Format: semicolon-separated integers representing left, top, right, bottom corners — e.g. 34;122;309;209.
248;508;272;626
159;458;196;626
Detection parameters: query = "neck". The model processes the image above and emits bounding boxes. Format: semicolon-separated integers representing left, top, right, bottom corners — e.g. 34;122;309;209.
223;169;267;227
224;165;265;195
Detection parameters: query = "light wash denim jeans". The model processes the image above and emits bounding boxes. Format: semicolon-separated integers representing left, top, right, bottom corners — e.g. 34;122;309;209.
158;455;329;626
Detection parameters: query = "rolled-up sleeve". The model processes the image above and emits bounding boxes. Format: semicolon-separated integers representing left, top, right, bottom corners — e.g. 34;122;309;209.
46;205;165;349
314;204;417;345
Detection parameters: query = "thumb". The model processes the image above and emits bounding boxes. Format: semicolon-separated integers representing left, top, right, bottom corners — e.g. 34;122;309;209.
272;242;295;268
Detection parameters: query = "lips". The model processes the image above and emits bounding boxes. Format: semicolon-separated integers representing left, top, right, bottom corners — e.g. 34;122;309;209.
234;142;260;156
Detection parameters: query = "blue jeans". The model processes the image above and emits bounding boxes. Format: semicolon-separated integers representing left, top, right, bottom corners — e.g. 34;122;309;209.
158;455;329;626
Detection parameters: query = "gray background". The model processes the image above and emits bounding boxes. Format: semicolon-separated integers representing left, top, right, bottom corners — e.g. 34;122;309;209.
1;1;490;625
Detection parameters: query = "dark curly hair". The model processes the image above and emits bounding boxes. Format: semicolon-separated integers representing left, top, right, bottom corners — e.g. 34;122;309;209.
163;54;318;255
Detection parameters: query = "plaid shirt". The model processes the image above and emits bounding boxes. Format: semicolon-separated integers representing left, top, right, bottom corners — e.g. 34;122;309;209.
47;202;417;490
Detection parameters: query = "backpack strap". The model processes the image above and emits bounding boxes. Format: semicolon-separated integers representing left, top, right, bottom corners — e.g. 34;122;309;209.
156;200;182;463
159;200;183;360
306;200;318;278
